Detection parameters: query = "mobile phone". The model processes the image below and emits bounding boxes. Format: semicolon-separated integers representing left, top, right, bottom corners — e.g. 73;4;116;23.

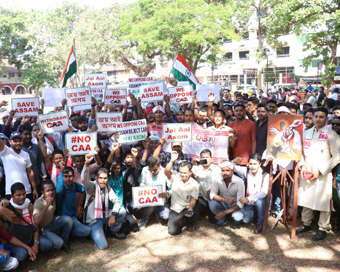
197;159;208;165
184;210;194;216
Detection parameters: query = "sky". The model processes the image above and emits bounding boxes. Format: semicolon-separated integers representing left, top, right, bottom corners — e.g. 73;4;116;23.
1;0;136;10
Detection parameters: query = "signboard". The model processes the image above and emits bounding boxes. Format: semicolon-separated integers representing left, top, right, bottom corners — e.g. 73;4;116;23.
65;132;97;155
196;84;220;102
117;119;148;143
85;73;107;102
107;83;129;90
103;89;127;105
162;123;192;143
65;87;92;107
38;111;69;134
96;112;123;132
42;88;65;107
168;85;193;104
12;97;39;117
128;76;154;97
139;82;164;102
132;185;164;208
177;81;190;86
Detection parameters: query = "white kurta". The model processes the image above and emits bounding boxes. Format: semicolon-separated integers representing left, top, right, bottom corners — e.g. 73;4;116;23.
298;125;340;211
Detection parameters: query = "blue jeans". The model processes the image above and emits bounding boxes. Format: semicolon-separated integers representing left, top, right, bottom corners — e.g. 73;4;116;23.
88;207;126;250
336;179;340;200
209;200;243;225
242;197;267;225
4;243;28;262
142;204;170;221
42;215;73;248
71;218;91;238
0;257;19;271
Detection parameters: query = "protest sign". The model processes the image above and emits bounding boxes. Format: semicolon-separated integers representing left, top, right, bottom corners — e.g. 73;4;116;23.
12;97;39;117
196;84;220;102
163;128;229;163
168;85;193;104
107;83;129;90
42;88;65;107
140;82;164;102
65;132;97;155
162;123;192;142
96;112;123;132
85;73;107;102
104;89;127;105
38;111;69;134
266;115;303;161
128;76;153;97
132;185;164;208
177;81;190;86
117;119;148;143
65;87;92;107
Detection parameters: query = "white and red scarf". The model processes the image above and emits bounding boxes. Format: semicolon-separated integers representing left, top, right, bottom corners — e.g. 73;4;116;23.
94;183;109;219
303;125;329;157
246;168;263;205
10;198;32;225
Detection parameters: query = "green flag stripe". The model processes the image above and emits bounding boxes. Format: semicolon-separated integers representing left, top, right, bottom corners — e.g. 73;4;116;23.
172;67;197;90
62;61;77;87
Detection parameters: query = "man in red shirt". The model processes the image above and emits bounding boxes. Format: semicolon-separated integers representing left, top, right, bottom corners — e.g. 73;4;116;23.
147;105;169;138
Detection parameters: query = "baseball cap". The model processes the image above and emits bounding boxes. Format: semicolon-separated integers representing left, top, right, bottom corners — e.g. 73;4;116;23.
10;132;23;140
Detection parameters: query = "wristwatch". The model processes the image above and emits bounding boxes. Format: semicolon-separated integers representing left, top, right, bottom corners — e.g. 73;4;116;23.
34;240;39;244
111;212;117;216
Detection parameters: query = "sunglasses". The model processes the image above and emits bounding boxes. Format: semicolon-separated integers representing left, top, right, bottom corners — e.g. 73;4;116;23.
332;122;340;126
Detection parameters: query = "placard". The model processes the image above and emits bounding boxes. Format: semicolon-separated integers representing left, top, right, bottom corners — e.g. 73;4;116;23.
140;82;164;102
132;185;164;208
107;83;129;90
12;97;39;117
65;87;92;107
104;89;127;105
85;73;107;102
128;76;153;97
38;111;69;134
91;88;105;102
117;119;148;143
168;85;193;104
96;112;123;132
42;88;65;107
65;132;97;155
178;81;189;86
162;123;192;142
196;84;220;102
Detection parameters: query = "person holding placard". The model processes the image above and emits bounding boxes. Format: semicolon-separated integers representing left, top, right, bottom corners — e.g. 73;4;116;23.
146;106;169;138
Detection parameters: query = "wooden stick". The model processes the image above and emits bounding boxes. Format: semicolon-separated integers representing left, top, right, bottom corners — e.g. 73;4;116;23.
262;162;273;235
291;161;299;240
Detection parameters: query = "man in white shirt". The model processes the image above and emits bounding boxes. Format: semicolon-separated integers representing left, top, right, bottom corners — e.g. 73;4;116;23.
0;132;38;201
306;91;317;108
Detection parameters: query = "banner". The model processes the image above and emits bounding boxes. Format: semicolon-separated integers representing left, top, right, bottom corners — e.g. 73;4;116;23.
132;185;164;208
38;111;69;134
65;87;92;107
96;112;123;132
42;88;65;107
12;97;39;117
107;83;129;90
128;76;153;97
65;132;97;155
163;128;229;163
196;84;220;102
177;81;189;86
168;85;193;104
85;73;107;102
140;82;164;102
162;123;192;143
117;119;148;143
104;89;127;105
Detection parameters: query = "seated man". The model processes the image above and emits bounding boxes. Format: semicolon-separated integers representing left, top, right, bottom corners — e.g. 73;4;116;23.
232;154;269;234
33;180;74;253
164;151;199;235
209;161;244;229
82;154;126;250
56;163;91;239
138;156;171;230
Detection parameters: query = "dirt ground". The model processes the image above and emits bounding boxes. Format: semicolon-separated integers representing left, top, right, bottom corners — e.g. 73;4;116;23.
15;216;340;272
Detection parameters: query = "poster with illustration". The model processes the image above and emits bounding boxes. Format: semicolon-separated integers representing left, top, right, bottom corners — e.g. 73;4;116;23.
266;115;303;160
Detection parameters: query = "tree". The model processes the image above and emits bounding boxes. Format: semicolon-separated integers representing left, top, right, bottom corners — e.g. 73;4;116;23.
119;0;237;76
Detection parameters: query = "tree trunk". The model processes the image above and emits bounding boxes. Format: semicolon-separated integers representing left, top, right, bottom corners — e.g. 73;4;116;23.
119;53;156;77
257;18;263;91
327;38;338;94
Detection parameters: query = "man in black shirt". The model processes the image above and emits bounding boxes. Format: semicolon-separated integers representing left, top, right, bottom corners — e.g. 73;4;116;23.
317;86;327;107
255;103;269;157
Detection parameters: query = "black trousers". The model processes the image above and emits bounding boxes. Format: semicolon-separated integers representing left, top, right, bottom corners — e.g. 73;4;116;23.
195;196;218;224
168;206;200;235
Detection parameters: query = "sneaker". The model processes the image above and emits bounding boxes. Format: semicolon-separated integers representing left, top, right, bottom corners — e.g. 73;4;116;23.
312;230;327;241
139;219;148;231
254;224;262;234
108;231;126;240
214;219;227;230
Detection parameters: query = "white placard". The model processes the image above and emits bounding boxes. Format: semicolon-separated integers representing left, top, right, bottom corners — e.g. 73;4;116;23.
65;132;97;155
85;73;107;88
104;89;127;105
107;83;129;90
65;87;92;107
38;111;69;134
96;112;123;132
117;119;148;143
91;88;105;102
128;76;154;84
139;82;164;102
168;85;193;104
132;185;164;208
12;97;39;117
162;123;192;142
196;84;220;102
42;88;65;107
128;76;154;97
178;81;190;86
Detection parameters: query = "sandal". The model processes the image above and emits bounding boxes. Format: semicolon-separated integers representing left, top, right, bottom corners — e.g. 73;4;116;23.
331;237;340;245
61;244;72;254
187;225;197;232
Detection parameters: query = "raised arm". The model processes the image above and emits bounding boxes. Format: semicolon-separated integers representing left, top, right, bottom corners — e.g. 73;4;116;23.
131;148;138;168
141;137;150;162
137;97;144;120
164;94;171;117
82;154;93;192
164;151;178;180
153;137;166;157
207;92;216;124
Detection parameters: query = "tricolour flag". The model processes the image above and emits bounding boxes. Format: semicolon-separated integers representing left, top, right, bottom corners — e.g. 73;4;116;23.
59;45;77;88
172;52;199;89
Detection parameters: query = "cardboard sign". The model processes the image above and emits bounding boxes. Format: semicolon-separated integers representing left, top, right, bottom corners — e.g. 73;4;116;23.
196;84;220;102
128;76;154;97
91;88;105;102
42;88;65;107
107;83;129;90
85;73;107;102
12;97;39;117
96;112;123;132
177;81;190;86
65;87;92;107
65;132;97;155
132;185;164;208
162;123;192;142
140;82;164;102
38;111;69;134
266;115;303;160
117;119;148;143
104;89;127;105
168;85;193;104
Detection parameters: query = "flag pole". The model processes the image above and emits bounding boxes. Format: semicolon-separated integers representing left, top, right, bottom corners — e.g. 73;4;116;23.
73;38;78;87
166;50;179;86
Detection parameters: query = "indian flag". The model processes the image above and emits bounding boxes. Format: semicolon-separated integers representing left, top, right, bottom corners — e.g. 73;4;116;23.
172;52;199;89
59;45;77;88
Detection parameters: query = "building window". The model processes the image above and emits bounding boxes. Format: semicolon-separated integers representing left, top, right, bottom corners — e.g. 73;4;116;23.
277;47;290;57
225;39;232;43
224;52;232;61
239;51;249;60
9;73;14;78
242;32;249;40
309;59;322;68
3;75;7;78
17;73;21;78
